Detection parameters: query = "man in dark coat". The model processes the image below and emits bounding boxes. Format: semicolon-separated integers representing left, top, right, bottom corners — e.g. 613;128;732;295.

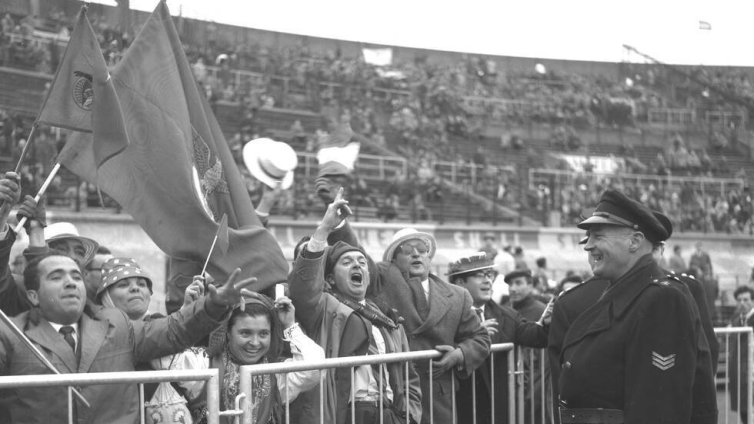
506;268;551;424
449;253;549;424
559;189;716;424
547;276;608;423
728;285;754;424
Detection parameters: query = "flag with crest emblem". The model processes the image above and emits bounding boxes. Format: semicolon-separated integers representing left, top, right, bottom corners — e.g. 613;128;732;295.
57;1;288;312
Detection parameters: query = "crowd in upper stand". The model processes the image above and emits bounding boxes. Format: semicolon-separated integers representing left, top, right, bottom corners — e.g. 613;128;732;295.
2;7;754;233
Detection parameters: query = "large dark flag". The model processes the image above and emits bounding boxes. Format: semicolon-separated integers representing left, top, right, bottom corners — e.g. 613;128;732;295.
57;1;288;311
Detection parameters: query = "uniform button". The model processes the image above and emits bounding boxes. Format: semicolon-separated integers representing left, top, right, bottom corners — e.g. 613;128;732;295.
411;334;416;339
563;361;572;370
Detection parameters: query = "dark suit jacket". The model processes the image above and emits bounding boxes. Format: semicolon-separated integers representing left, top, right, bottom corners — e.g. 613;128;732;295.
457;301;547;424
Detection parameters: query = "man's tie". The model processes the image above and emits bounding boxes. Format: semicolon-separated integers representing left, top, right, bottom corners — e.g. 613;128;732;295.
408;279;429;320
475;307;484;322
59;326;76;352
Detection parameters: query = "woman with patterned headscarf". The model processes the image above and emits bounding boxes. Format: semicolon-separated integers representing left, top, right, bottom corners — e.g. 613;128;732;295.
178;291;324;424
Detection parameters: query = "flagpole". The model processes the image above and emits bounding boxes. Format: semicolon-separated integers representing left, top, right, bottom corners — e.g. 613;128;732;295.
200;234;219;278
0;308;90;407
14;163;61;233
13;123;38;173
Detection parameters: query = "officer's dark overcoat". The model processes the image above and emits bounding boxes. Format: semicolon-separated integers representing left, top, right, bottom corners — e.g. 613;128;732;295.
559;255;716;424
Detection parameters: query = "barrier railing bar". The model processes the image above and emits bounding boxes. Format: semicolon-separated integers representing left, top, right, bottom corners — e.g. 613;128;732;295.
0;369;218;388
139;383;145;424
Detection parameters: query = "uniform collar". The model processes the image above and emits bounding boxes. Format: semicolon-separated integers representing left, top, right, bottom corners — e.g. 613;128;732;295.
604;254;664;319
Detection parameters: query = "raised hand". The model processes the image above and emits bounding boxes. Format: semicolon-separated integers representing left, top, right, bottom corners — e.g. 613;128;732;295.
181;276;205;310
207;268;257;310
0;172;20;221
480;318;499;337
273;296;296;329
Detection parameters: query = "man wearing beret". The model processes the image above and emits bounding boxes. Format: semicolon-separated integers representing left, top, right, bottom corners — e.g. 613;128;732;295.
288;193;422;424
558;188;715;424
449;253;548;424
371;227;490;424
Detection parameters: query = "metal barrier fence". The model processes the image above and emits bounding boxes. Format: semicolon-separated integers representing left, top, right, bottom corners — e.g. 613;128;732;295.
718;327;754;424
0;329;753;424
0;369;221;424
238;343;516;424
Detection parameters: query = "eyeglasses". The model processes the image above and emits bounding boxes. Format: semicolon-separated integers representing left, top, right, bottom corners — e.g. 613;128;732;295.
85;265;102;273
472;270;498;280
398;243;429;255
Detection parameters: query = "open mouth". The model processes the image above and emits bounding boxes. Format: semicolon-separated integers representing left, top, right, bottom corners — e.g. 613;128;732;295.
350;272;363;284
410;260;423;267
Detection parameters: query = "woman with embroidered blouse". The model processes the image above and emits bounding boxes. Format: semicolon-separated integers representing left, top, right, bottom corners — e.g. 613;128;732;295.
170;290;324;424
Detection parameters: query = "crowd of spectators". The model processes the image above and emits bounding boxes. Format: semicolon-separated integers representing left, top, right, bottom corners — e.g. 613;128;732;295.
0;9;129;73
556;170;754;234
4;8;754;232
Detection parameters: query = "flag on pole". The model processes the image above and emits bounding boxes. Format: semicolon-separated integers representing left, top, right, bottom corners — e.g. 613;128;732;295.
57;1;289;312
37;6;127;168
37;7;100;133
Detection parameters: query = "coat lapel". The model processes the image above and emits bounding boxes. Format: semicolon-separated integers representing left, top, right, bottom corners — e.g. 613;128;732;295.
77;312;109;373
561;255;659;354
413;276;451;335
24;309;78;373
560;301;611;353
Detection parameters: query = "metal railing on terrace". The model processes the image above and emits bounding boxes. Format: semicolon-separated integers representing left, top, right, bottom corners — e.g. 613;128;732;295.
528;168;746;195
296;152;407;181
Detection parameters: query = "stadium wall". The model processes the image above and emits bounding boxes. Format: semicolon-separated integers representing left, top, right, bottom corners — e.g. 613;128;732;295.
11;211;753;314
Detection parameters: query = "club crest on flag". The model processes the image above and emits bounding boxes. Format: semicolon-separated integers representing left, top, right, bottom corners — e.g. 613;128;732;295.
72;71;94;111
191;128;229;220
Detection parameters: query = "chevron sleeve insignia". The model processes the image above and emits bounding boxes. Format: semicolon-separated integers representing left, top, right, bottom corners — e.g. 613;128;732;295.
651;351;676;370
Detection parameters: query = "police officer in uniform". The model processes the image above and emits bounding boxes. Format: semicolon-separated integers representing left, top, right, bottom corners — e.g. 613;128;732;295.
558;189;716;424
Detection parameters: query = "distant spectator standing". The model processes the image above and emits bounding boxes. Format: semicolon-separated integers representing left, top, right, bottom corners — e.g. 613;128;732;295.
689;242;714;280
491;245;515;305
668;245;686;274
478;232;499;260
513;246;529;270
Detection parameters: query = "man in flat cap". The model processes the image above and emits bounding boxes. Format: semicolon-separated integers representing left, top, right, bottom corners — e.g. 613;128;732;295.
558;188;715;424
449;253;548;424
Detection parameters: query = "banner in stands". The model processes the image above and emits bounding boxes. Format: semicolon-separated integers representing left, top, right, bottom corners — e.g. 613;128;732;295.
362;47;393;66
557;154;625;174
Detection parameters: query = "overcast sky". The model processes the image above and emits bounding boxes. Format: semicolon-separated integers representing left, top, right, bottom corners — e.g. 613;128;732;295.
92;0;754;66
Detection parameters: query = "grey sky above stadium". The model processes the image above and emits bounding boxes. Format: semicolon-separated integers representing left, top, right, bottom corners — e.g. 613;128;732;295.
95;0;753;66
